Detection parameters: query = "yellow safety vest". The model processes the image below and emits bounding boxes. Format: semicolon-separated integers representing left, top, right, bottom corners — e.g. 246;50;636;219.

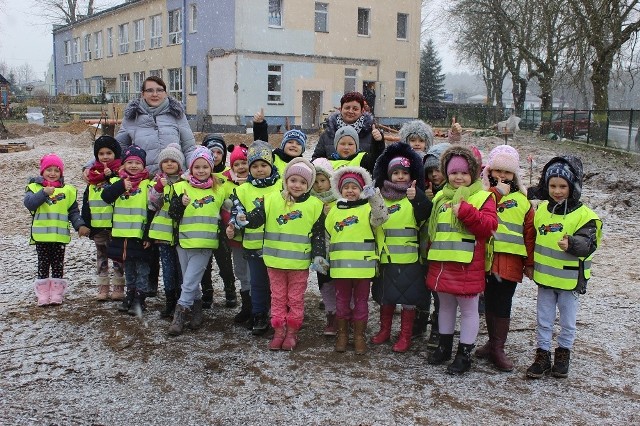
173;181;224;249
427;190;493;264
148;183;178;244
262;192;323;269
326;203;378;278
235;181;281;250
377;197;419;264
87;183;113;228
329;152;366;171
28;182;77;244
493;192;530;257
273;155;288;177
533;202;602;290
111;179;151;239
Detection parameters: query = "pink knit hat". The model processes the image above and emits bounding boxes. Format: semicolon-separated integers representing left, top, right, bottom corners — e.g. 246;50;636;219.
446;156;469;175
40;153;64;176
284;158;316;189
229;144;248;167
482;145;526;194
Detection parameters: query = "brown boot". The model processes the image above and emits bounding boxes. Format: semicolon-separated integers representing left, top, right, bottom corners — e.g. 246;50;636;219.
475;311;495;359
110;276;125;301
353;320;368;355
335;318;349;352
96;276;110;301
490;316;514;372
168;304;189;336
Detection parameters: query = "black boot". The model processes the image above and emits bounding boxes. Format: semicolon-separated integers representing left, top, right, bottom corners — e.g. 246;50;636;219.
447;343;475;375
234;290;252;323
160;291;178;319
411;308;429;340
551;347;571;378
189;299;203;329
202;289;213;310
252;312;269;335
224;279;238;308
526;348;552;379
427;334;454;365
118;288;135;312
128;290;146;316
426;312;440;349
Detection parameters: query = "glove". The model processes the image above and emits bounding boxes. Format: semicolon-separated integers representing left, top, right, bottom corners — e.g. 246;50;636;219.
235;207;249;227
361;185;376;200
310;256;330;275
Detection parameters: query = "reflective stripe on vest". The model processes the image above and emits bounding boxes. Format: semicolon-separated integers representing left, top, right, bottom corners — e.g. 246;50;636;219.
493;192;529;256
533;202;602;289
262;193;323;269
329;152;366;171
111;179;150;239
88;184;113;228
235;182;281;250
427;190;493;264
378;197;419;264
28;183;76;244
326;203;377;278
149;185;177;243
174;181;224;249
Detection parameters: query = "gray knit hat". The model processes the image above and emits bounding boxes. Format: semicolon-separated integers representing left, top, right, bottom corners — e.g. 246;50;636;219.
157;143;186;172
334;126;360;150
423;142;452;171
399;120;434;151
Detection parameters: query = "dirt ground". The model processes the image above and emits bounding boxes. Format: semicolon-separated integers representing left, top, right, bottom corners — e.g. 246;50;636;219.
1;124;639;425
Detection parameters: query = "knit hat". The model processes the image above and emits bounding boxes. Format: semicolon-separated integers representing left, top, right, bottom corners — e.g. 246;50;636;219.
228;144;248;166
157;143;186;171
545;161;576;191
93;135;121;160
188;146;214;171
247;140;273;167
312;157;334;181
387;156;411;178
482;144;526;194
284;157;315;189
203;134;227;169
338;172;366;190
122;145;147;167
334;126;360;150
280;129;307;154
423;142;452;171
446;155;469;175
470;146;484;175
399;120;434;151
40;153;64;176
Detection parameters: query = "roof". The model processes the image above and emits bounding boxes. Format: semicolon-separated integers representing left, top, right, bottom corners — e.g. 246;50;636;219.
0;73;9;85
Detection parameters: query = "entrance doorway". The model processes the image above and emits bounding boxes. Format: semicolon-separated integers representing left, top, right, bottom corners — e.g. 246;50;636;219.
302;91;322;129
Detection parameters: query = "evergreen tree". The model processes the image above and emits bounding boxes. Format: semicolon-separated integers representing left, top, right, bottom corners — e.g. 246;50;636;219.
419;39;446;117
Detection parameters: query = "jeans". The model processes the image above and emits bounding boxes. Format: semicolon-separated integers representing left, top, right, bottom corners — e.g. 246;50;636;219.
158;244;181;294
231;246;251;292
247;257;270;315
536;286;579;351
176;246;211;308
124;259;150;293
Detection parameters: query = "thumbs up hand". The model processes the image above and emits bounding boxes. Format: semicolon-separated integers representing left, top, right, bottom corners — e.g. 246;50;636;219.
181;189;190;206
371;123;383;141
407;180;417;200
253;108;265;123
124;177;132;192
557;234;569;251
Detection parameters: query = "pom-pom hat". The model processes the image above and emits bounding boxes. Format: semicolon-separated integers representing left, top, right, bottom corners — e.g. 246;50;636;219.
280;129;307;154
157;143;186;171
284;157;316;189
123;145;147;167
40;153;64;176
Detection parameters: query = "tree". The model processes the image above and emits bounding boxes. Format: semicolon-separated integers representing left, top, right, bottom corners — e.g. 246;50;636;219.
36;0;117;25
419;38;446;112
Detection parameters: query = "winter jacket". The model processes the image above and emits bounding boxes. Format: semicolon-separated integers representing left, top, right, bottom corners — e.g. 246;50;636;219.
115;97;196;175
312;111;382;161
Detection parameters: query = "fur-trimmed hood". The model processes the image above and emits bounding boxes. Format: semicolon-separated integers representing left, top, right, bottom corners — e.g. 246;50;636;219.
398;120;433;151
529;155;584;202
372;142;425;191
440;145;481;182
331;166;373;200
124;97;185;120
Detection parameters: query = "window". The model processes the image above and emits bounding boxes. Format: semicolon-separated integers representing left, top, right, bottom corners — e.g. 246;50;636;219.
95;78;104;96
344;68;357;93
107;28;113;56
315;2;328;32
133;71;146;93
84;78;92;94
168;68;183;100
189;4;197;33
150;69;163;79
83;34;92;61
395;71;407;106
120;73;130;95
150;15;162;48
134;19;145;51
64;41;71;64
64;80;72;94
94;31;103;59
357;8;370;36
74;79;82;95
267;64;282;103
73;37;81;63
189;66;197;94
269;0;282;27
168;9;182;44
397;13;408;39
119;23;129;54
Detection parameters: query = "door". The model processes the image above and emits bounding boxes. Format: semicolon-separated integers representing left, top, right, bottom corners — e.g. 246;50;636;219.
302;91;322;129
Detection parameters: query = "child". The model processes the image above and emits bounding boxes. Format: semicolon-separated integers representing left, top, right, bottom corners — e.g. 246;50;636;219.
329;126;384;174
252;108;307;172
229;140;282;335
167;147;226;336
426;146;498;375
148;143;186;318
310;158;338;335
526;156;601;379
101;145;154;315
398;119;434;160
238;158;325;350
370;143;432;353
326;166;388;354
81;135;124;301
201;134;237;308
223;144;253;324
25;153;90;306
423;142;452;200
476;145;535;372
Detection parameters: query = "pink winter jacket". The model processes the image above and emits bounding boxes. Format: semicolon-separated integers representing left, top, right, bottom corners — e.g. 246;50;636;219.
426;195;498;296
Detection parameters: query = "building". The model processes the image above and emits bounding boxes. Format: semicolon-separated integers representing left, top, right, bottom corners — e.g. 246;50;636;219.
52;0;422;130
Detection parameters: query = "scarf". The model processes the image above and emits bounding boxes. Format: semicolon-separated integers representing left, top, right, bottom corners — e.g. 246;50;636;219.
88;159;122;185
428;180;483;243
181;171;213;189
380;180;411;201
118;168;150;191
336;113;366;135
248;168;281;188
223;169;248;185
140;98;170;118
311;189;337;204
42;179;63;188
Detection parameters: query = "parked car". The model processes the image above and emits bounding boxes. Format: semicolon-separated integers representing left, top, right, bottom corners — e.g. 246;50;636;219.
540;111;592;138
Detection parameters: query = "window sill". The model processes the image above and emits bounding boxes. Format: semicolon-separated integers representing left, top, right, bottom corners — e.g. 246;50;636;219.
267;101;284;105
315;30;329;33
268;25;283;29
189;92;197;96
394;104;407;108
357;34;371;38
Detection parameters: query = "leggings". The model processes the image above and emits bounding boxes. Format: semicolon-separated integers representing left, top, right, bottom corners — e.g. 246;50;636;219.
36;243;65;279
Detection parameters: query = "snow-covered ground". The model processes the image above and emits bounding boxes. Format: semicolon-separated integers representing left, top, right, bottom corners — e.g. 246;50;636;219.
1;127;639;425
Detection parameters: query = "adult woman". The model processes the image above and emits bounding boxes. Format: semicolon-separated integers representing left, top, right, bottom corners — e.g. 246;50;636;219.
312;91;383;161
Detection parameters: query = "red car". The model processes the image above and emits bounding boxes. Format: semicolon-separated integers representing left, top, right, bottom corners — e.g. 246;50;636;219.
540;111;592;139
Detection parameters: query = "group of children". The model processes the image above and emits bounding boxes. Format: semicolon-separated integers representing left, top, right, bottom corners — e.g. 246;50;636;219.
25;106;601;379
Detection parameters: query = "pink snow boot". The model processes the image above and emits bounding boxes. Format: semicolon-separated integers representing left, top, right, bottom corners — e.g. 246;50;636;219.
49;278;68;305
34;279;50;306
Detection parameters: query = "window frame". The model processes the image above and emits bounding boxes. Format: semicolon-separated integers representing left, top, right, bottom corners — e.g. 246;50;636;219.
83;34;92;61
189;66;197;94
168;68;183;101
64;41;72;65
94;30;103;59
73;37;81;63
149;69;163;79
133;19;145;52
269;0;283;28
314;2;328;33
118;23;129;55
357;8;370;36
119;73;130;95
133;71;146;93
396;13;408;40
168;9;183;45
267;64;283;104
150;14;163;48
107;27;113;57
395;71;407;107
189;4;197;33
344;68;357;93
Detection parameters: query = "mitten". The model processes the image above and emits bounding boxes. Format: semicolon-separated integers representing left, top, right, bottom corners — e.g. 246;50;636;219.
361;185;376;200
310;256;329;275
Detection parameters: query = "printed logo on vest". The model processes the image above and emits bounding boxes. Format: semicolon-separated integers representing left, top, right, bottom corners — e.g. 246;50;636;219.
192;195;215;208
387;203;401;214
538;223;563;235
120;187;141;199
438;202;452;213
276;210;303;225
46;193;66;205
497;199;518;212
252;197;264;209
334;215;359;232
